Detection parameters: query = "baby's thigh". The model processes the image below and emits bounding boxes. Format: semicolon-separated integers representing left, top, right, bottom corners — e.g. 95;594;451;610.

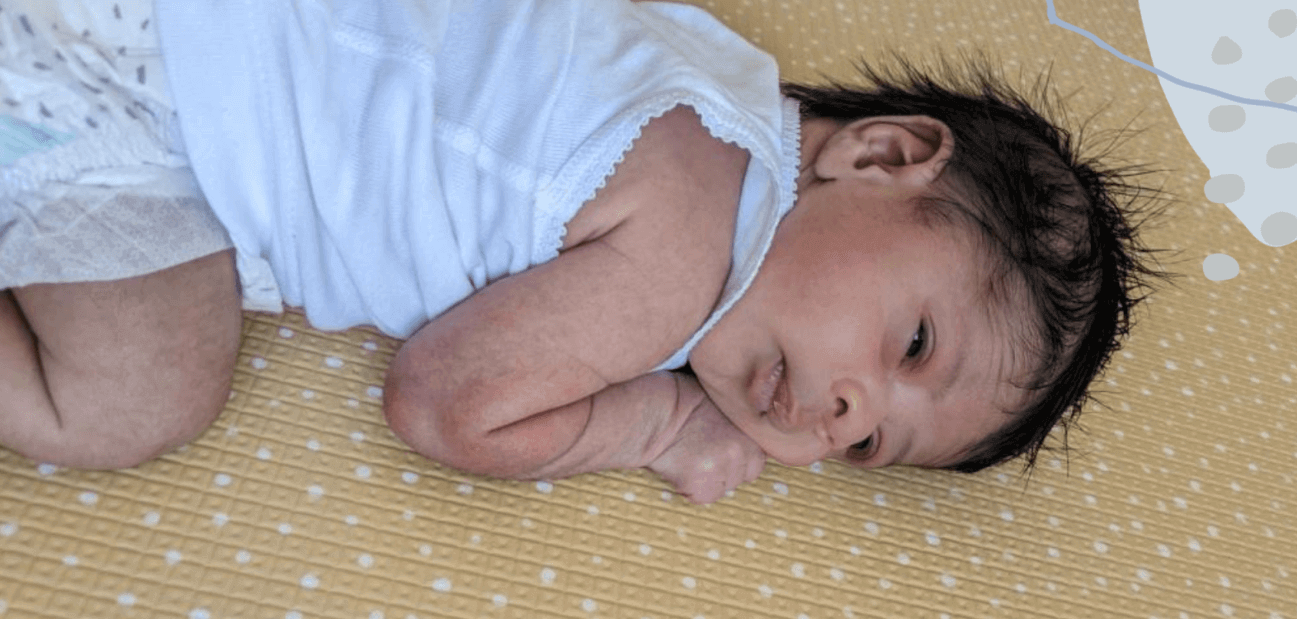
9;249;242;467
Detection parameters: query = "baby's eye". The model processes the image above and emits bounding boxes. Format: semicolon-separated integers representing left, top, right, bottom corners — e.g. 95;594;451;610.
848;434;877;460
905;321;928;360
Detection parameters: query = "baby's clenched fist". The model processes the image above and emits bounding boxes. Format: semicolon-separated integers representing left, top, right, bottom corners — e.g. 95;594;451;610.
647;394;766;504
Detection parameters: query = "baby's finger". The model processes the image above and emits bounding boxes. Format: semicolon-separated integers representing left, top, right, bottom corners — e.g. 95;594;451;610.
672;475;714;505
686;485;717;505
709;475;738;504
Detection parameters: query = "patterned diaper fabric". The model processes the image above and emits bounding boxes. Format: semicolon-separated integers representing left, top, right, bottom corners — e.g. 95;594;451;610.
0;0;231;288
1;0;1294;618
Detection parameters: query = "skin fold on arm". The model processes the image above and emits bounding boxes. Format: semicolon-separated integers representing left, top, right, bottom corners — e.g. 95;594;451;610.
383;107;764;501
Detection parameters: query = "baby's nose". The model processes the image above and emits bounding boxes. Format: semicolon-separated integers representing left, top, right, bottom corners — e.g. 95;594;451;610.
822;379;871;449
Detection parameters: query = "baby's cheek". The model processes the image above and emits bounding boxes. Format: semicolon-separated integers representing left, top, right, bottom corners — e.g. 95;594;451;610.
759;438;823;468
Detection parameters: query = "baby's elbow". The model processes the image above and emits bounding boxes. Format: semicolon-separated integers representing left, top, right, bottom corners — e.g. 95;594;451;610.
384;368;461;463
382;369;501;475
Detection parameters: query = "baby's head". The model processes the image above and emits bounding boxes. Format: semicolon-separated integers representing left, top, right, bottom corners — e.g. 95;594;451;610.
689;55;1161;473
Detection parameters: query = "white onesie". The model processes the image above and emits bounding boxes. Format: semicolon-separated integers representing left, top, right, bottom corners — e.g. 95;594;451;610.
156;0;800;370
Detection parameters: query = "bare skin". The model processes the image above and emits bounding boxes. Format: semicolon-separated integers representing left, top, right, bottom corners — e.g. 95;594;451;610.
689;115;1027;470
0;107;1017;506
383;106;761;504
0;249;242;469
386;108;1027;503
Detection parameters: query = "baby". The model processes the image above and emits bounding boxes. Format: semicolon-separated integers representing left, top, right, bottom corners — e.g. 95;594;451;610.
0;0;1156;503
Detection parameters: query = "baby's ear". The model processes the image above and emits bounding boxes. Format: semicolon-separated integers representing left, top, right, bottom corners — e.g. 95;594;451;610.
813;115;954;187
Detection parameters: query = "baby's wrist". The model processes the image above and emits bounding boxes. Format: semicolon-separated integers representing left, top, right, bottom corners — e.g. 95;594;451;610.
637;372;710;465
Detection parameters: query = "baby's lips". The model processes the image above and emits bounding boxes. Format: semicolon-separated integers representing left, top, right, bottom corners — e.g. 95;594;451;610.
753;358;784;415
765;366;799;432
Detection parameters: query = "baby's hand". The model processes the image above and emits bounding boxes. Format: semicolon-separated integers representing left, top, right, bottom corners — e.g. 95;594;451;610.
646;395;766;504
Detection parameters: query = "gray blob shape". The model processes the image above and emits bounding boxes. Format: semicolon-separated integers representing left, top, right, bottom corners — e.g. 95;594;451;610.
1208;105;1246;132
1261;211;1297;246
1268;142;1297;169
1203;174;1245;203
1212;36;1243;64
1266;76;1297;103
1271;9;1297;38
1202;253;1239;281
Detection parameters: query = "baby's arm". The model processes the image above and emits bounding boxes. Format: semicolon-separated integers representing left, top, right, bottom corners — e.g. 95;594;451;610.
383;107;759;500
643;375;766;503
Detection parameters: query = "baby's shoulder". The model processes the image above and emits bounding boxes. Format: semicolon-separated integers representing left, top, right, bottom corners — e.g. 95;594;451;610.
559;104;749;350
561;105;748;255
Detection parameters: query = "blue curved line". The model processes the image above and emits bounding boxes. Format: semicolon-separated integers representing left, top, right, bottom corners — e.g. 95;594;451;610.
1046;0;1297;114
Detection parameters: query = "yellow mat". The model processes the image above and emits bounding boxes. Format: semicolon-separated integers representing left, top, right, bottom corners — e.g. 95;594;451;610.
3;0;1295;617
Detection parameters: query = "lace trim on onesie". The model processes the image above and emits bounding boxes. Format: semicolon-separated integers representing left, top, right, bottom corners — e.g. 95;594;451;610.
533;93;796;258
532;93;801;371
648;97;801;371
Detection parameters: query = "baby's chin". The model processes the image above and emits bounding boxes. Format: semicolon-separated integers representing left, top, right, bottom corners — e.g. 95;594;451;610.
686;360;752;420
689;368;741;417
686;333;773;420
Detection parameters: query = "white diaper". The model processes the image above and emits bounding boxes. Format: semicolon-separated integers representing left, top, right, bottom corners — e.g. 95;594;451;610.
0;0;233;288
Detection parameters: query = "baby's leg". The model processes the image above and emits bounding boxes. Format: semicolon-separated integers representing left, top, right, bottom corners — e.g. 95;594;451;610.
0;250;242;469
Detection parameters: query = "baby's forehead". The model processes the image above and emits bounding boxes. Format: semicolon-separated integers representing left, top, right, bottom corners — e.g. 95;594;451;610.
975;270;1042;411
921;206;1046;396
923;208;1032;332
925;222;1040;409
915;185;1041;328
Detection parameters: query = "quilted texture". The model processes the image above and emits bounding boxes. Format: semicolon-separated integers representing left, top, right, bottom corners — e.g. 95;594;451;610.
2;0;1294;617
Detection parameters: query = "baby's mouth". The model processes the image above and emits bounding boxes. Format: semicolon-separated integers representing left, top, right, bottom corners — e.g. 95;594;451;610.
759;359;794;431
757;359;783;417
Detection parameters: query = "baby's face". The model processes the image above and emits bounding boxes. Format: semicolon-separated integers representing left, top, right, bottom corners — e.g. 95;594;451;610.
688;116;1028;469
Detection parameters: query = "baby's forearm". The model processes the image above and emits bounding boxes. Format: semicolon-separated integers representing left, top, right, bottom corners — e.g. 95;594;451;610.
516;371;703;480
385;368;703;481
